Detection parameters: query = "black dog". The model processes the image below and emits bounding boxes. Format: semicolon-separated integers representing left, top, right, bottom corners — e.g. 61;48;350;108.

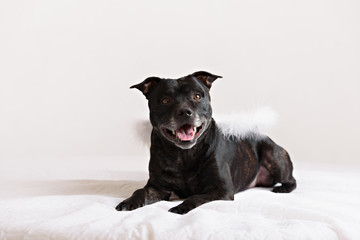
116;71;296;214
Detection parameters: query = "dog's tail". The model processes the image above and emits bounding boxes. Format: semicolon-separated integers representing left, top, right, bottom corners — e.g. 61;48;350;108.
214;107;278;140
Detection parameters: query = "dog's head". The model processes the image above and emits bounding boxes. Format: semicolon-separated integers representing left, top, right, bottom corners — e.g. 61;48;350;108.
131;71;222;149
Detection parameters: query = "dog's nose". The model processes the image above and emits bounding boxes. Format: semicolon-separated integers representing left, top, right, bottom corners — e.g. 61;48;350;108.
177;108;193;117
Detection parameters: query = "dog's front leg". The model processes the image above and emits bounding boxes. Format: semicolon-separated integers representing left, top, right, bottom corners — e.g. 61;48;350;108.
169;192;234;215
115;184;170;211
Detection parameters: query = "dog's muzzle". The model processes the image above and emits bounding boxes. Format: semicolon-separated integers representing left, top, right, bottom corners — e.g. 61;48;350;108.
163;123;205;142
159;117;207;149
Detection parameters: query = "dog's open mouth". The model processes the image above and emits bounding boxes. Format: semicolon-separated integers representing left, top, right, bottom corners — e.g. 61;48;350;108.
163;123;204;142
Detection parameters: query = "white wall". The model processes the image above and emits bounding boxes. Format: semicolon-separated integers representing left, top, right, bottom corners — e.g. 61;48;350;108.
1;0;359;178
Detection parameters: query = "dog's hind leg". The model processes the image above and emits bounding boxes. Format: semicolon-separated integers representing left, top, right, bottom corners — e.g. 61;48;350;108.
256;138;297;193
270;145;297;193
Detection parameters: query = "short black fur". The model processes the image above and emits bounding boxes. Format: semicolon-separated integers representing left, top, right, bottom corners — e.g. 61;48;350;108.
116;71;296;214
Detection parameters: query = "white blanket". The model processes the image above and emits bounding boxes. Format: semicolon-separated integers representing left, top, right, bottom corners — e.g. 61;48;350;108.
0;163;359;240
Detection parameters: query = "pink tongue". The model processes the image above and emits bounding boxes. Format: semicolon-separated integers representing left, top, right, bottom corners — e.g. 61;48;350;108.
176;125;195;141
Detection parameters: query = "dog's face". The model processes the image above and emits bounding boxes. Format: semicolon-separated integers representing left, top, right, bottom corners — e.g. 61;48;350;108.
131;71;221;149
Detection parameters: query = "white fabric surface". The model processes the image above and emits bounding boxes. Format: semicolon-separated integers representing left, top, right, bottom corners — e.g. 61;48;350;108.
0;163;359;240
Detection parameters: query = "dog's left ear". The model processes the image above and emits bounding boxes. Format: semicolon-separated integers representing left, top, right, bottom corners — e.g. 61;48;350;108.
192;71;222;89
130;77;161;98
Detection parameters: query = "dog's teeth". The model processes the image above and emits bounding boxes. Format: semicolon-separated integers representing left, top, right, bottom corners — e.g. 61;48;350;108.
193;126;196;132
172;130;176;135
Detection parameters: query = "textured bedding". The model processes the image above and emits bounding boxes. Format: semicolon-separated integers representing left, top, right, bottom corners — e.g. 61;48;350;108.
0;163;359;240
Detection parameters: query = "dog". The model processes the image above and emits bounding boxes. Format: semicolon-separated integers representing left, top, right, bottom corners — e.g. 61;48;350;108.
115;71;296;214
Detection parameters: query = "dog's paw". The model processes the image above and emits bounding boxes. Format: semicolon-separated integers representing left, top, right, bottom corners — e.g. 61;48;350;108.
115;198;144;211
272;183;296;193
272;186;288;193
168;204;193;215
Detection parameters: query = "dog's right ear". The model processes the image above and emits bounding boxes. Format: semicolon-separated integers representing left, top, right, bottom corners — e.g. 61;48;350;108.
192;71;222;89
130;77;161;98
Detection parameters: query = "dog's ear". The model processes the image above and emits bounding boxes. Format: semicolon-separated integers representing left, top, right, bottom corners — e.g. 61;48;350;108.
130;77;161;98
192;71;222;89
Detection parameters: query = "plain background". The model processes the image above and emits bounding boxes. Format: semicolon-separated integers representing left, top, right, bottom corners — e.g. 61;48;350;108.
1;0;359;179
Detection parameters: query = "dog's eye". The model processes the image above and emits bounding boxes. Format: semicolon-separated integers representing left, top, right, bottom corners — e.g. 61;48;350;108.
161;97;171;104
193;94;201;100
